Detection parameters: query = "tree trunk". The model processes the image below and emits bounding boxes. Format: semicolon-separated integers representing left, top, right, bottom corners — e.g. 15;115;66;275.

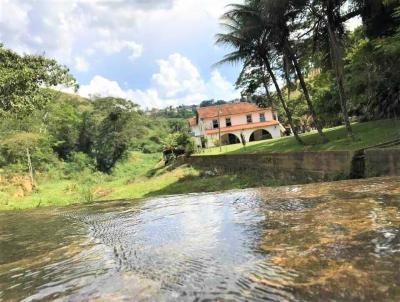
284;39;329;143
262;56;304;145
326;3;355;140
262;76;271;100
26;148;34;188
261;65;276;111
283;55;292;106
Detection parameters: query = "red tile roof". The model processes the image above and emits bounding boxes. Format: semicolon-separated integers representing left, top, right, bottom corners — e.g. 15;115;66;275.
197;102;270;119
187;117;197;127
206;120;280;135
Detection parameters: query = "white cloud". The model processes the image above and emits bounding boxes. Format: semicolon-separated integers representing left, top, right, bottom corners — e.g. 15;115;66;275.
78;53;239;108
95;39;144;62
152;53;204;98
85;48;95;56
0;0;146;63
74;56;89;72
79;75;128;99
1;0;240;108
0;0;238;62
0;0;30;33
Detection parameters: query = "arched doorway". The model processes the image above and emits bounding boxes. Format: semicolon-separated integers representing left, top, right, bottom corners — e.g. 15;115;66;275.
220;133;241;145
249;129;272;142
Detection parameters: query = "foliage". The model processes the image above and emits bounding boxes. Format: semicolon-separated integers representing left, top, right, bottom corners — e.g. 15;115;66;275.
0;92;187;174
163;131;196;162
0;152;288;211
346;28;400;119
199;99;227;107
0;132;58;172
216;0;400;141
64;152;95;175
93;109;131;173
150;105;196;119
0;44;77;116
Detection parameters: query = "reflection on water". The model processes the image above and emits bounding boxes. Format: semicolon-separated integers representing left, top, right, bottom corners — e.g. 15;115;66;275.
1;177;399;301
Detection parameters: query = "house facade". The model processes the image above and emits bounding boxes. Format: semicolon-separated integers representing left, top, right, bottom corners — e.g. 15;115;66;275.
188;102;285;148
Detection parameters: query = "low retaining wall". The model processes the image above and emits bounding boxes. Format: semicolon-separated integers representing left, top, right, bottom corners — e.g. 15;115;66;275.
187;151;355;182
365;148;400;177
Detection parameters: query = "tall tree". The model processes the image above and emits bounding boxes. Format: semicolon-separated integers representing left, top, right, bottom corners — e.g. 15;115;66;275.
0;44;77;116
257;0;329;142
325;0;355;139
216;3;305;144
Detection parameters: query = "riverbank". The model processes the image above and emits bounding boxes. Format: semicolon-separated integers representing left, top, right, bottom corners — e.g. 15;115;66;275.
0;152;288;211
1;119;399;211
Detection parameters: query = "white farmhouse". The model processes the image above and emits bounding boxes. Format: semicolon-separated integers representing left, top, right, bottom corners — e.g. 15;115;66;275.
188;102;285;148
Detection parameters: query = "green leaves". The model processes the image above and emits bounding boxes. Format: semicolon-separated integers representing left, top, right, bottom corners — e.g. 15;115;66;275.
0;45;77;116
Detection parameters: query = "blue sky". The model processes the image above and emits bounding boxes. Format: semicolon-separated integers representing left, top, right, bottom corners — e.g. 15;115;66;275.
0;0;361;109
0;0;242;108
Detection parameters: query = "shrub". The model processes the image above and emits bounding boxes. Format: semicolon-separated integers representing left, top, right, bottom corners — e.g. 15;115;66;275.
0;132;58;172
64;152;95;175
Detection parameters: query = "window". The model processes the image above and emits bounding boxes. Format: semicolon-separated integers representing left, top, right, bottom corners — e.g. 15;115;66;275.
246;114;253;123
226;117;232;127
213;119;219;129
259;113;266;122
273;112;277;120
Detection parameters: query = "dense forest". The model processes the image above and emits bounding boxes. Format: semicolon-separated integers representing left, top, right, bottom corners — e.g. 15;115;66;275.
1;0;400;185
217;0;400;141
1;92;193;174
0;44;195;177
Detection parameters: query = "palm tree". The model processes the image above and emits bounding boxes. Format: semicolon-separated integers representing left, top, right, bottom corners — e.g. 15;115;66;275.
215;3;305;144
256;0;329;143
304;0;355;140
326;0;355;139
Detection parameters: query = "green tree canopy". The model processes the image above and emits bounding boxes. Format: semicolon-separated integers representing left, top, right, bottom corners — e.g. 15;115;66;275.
0;44;77;116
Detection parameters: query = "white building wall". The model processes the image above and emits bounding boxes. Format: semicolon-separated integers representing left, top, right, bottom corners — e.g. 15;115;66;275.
241;125;281;142
200;109;275;131
191;125;201;137
190;108;280;148
204;125;281;147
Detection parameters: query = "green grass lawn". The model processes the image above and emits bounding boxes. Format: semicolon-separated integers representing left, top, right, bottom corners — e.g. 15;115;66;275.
195;119;400;155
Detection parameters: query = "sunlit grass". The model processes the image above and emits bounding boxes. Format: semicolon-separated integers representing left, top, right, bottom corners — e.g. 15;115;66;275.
1;151;285;211
195;119;400;155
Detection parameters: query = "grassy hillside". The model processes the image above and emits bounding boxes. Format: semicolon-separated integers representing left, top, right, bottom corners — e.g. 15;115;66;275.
196;119;400;156
0;152;285;211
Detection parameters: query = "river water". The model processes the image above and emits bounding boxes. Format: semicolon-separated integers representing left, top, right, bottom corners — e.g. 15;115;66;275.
1;177;400;301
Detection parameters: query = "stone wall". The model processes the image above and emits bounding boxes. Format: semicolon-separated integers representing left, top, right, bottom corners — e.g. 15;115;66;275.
365;148;400;177
187;151;355;182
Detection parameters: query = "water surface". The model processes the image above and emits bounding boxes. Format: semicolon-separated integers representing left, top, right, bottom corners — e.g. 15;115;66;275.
1;177;400;301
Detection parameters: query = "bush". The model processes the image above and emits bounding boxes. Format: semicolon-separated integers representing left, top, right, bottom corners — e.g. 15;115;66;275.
185;139;196;156
64;152;95;175
163;131;196;156
0;132;58;172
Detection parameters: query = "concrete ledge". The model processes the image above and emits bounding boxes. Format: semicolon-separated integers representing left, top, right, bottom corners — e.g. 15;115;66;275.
365;148;400;177
187;151;355;182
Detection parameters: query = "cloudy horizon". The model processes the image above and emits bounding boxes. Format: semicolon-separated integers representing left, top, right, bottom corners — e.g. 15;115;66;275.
0;0;242;109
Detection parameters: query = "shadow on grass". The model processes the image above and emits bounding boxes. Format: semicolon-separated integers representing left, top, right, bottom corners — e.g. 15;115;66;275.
144;160;185;178
198;120;400;155
143;164;294;198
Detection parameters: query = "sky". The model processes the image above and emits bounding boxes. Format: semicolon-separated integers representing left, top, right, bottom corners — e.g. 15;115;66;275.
0;0;242;109
0;0;361;109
